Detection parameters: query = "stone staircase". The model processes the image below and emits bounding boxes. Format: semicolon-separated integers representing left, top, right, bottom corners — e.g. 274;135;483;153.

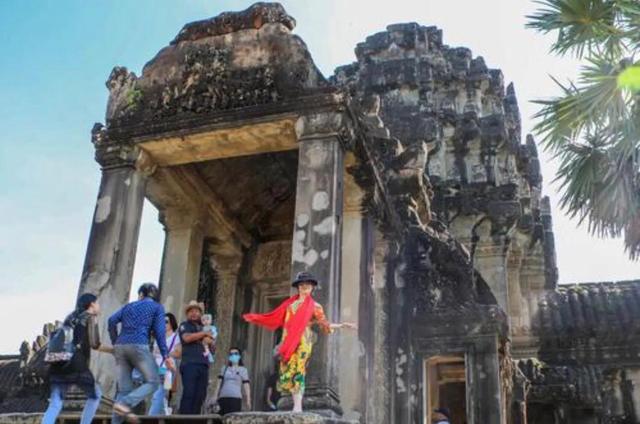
0;412;358;424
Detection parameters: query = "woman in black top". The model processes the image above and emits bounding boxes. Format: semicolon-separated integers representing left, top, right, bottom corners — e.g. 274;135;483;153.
42;293;105;424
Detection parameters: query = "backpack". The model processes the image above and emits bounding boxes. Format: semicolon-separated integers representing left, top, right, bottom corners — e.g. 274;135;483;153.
44;316;79;365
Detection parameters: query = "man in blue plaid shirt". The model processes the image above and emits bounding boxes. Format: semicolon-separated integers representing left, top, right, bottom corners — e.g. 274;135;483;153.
108;283;175;422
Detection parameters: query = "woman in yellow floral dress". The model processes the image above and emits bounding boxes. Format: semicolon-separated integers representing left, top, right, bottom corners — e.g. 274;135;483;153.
243;271;356;412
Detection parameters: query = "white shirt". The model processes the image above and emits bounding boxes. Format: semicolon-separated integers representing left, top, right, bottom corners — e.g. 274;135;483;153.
153;332;180;366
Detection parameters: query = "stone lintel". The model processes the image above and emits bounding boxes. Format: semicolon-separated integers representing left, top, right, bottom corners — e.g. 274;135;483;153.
107;91;344;144
139;118;298;167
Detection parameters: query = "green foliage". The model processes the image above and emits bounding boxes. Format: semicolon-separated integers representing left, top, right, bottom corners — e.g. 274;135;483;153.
527;0;640;259
126;88;143;109
617;65;640;91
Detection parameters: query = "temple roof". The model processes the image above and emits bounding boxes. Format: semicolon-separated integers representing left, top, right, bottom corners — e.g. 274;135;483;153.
103;2;326;134
0;355;46;414
0;355;21;392
536;280;640;339
171;2;296;43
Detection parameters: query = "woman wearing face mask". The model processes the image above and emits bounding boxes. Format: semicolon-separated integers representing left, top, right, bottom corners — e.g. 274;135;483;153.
243;271;356;413
215;347;251;415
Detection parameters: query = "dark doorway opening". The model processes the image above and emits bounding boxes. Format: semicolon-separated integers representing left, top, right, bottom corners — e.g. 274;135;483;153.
426;356;467;424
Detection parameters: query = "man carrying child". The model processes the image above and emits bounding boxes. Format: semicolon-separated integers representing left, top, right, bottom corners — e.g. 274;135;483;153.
178;301;216;414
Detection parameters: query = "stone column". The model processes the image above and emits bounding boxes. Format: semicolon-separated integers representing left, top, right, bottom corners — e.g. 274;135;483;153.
158;208;204;320
367;230;391;424
290;113;346;415
338;152;365;420
209;249;242;398
468;336;503;424
77;142;151;395
506;248;524;333
475;242;510;317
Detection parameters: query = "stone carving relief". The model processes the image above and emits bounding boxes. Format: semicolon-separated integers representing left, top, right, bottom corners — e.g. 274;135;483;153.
154;46;279;118
250;240;292;282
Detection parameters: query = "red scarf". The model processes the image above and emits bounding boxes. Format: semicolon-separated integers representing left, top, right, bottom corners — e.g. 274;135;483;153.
242;295;315;361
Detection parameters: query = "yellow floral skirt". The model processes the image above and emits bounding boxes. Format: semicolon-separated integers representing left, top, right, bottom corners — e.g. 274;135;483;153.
277;335;313;394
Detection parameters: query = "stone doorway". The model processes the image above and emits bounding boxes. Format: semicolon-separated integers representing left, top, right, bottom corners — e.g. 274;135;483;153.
137;144;301;401
180;149;299;392
425;356;468;424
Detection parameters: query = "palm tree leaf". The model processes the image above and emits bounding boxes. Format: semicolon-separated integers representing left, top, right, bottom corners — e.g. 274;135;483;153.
617;65;640;91
526;0;623;57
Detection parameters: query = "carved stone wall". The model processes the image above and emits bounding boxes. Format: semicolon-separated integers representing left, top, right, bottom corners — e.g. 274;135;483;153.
30;3;638;424
333;22;557;351
249;240;292;284
104;3;326;135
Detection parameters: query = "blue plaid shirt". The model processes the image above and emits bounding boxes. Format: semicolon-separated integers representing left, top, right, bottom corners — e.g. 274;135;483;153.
108;297;169;358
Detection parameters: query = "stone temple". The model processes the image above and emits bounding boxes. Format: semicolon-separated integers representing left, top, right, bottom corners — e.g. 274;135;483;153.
2;3;640;424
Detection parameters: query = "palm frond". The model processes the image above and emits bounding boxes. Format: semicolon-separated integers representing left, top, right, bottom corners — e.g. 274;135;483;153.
528;0;640;260
553;130;640;241
526;0;623;57
533;55;630;153
616;0;640;52
532;77;589;153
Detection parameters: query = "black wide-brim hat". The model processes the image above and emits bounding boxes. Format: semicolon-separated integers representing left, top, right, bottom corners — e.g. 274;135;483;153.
291;271;319;288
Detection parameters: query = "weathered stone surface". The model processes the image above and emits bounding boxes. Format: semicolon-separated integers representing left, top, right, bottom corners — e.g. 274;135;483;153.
6;3;639;424
104;5;326;133
77;165;147;396
172;3;296;43
250;240;292;282
289;130;344;414
0;414;41;424
223;412;357;424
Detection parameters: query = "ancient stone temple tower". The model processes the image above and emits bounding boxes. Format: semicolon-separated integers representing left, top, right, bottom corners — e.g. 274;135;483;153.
68;3;640;423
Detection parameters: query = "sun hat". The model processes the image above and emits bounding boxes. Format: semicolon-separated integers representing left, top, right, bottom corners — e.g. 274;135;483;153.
291;271;319;288
184;300;204;315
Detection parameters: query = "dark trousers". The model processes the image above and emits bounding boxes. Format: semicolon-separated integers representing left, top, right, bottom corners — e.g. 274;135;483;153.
218;397;242;415
179;363;209;414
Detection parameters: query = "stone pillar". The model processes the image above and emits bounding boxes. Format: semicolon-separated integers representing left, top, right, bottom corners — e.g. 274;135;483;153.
367;230;391;424
209;249;242;397
158;208;204;320
338;153;365;420
475;242;510;317
77;143;150;395
507;248;524;333
468;336;503;424
290;113;346;415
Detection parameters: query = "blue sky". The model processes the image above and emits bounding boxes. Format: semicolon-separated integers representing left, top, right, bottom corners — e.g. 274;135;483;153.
1;0;637;353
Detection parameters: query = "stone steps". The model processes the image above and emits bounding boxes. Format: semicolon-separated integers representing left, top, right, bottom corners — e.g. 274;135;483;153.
0;412;358;424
